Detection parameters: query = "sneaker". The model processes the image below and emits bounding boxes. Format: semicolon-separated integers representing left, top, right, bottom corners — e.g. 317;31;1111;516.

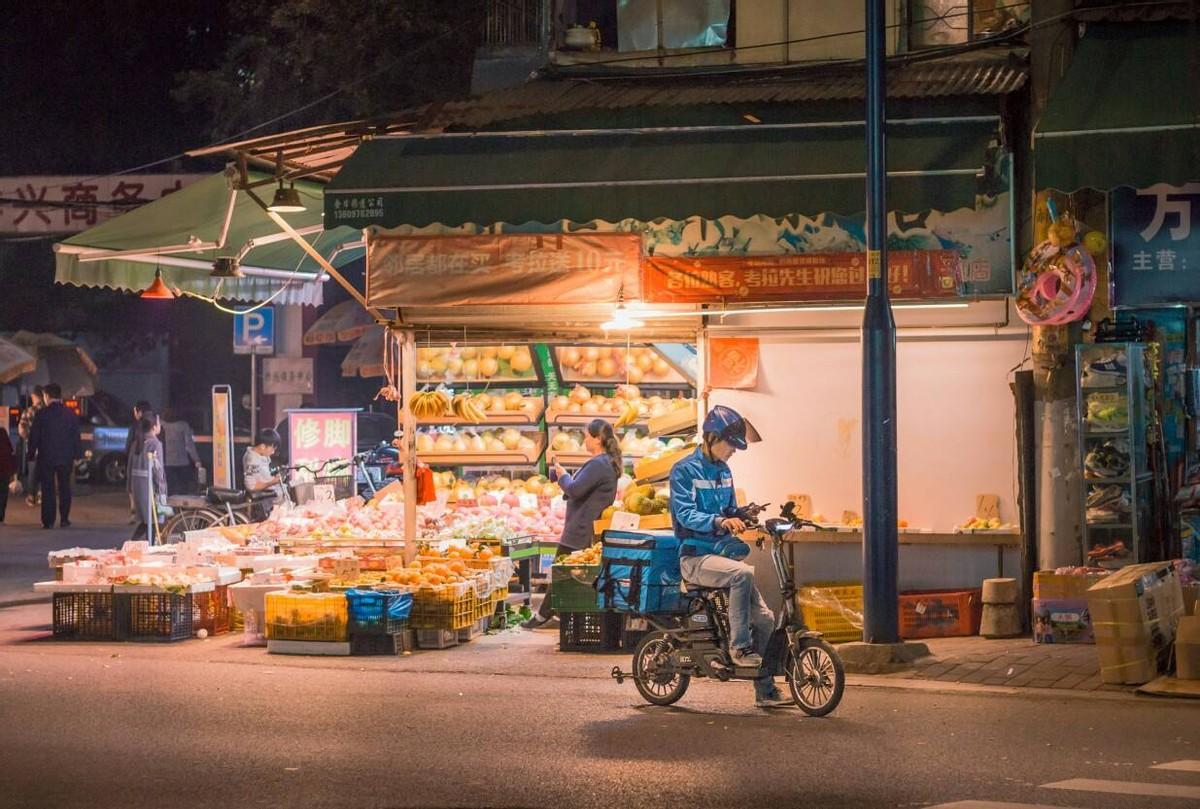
1088;540;1130;562
754;690;793;709
1082;355;1127;386
1085;442;1129;479
730;647;763;668
521;616;551;630
1086;484;1126;509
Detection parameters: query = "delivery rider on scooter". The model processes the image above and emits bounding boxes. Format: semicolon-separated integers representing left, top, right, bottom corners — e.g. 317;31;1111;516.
669;406;791;709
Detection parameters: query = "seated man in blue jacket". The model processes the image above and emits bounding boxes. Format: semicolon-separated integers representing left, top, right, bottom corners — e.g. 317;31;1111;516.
670;405;788;708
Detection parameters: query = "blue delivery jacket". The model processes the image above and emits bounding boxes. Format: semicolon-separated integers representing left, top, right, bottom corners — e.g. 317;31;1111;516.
670;447;738;558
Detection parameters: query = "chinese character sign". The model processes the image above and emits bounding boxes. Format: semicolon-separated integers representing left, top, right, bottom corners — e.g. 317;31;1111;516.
1112;184;1200;306
0;175;206;234
211;386;234;490
263;358;314;395
287;410;357;480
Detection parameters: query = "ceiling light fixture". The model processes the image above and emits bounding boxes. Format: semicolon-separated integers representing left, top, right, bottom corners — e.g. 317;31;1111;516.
267;181;305;213
602;288;645;331
139;267;176;300
211;256;243;278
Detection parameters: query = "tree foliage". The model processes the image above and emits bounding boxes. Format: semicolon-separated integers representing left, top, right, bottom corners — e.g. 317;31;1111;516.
173;0;483;144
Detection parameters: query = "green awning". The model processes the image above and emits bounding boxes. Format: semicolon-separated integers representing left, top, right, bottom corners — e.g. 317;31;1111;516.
1034;24;1200;192
324;118;998;229
55;169;364;305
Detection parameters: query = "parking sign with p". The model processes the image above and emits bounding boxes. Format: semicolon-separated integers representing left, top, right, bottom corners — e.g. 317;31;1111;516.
233;307;274;355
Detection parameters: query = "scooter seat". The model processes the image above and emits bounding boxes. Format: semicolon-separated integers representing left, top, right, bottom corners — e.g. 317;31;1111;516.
206;487;247;505
680;581;721;597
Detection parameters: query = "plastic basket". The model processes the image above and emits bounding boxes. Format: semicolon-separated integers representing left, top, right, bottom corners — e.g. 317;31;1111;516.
410;584;477;630
265;591;348;642
550;564;601;612
350;631;412;655
346;589;413;635
127;592;194;642
898;589;982;639
192;585;232;636
558;611;624;652
797;582;863;644
52;591;126;641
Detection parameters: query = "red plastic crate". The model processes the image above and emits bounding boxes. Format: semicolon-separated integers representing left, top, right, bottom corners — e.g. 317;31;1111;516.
899;589;982;639
192;585;232;636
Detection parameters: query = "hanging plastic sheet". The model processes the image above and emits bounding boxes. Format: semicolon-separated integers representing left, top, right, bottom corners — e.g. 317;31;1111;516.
617;0;729;52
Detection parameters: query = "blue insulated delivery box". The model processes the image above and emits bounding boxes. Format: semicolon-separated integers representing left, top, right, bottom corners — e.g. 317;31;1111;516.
596;529;684;614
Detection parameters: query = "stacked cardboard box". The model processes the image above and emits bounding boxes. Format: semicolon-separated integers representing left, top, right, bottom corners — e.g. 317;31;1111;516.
1086;562;1186;684
1031;570;1110;644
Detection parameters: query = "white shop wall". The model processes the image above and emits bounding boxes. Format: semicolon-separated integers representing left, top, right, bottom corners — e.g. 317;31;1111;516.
712;332;1030;532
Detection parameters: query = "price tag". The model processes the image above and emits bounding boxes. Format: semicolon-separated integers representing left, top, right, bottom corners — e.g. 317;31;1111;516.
333;558;360;579
611;511;641;531
313;484;336;503
518;492;539;511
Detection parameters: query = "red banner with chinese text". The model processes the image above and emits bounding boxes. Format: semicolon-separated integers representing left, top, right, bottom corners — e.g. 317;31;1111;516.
287;410;358;480
641;250;961;304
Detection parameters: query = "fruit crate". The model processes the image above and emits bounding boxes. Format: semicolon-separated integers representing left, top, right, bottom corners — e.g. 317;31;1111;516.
126;592;194;642
549;564;601;612
192;585;232;636
416;628;459;649
265;591;348;642
559;611;625;652
898;589;982;639
797;583;863;644
52;591;127;641
410;584;477;631
350;630;414;655
346;589;413;635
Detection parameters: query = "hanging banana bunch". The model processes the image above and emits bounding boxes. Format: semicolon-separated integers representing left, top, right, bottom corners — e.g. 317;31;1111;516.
452;393;487;424
409;388;452;420
614;402;641;429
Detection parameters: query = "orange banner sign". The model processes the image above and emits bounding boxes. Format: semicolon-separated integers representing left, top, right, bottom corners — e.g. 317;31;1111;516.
641;250;961;304
708;338;760;390
367;233;641;308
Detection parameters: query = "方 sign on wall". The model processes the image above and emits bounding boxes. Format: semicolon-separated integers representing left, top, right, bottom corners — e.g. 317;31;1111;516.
1112;184;1200;306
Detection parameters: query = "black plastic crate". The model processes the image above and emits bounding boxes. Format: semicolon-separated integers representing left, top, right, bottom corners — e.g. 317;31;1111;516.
126;592;194;642
558;611;624;652
192;586;231;636
350;631;413;656
52;592;126;641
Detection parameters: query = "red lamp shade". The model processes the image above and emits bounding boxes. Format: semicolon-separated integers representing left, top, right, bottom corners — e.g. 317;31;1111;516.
140;268;175;300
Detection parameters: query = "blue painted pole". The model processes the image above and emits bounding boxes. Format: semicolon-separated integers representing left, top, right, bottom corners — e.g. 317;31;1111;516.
862;0;899;643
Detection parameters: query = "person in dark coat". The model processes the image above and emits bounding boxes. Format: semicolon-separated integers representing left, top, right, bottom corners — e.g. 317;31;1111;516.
129;416;168;542
26;383;82;529
125;400;151;519
524;418;621;629
0;425;14;523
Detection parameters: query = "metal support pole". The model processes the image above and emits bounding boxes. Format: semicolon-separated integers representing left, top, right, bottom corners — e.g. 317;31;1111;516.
250;352;258;439
400;328;418;565
861;0;899;644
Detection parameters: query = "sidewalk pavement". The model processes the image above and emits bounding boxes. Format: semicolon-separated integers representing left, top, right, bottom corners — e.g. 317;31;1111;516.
879;635;1126;693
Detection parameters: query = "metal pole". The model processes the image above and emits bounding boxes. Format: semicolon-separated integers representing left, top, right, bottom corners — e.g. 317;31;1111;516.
250;352;258;439
861;0;899;644
399;328;419;565
1012;370;1038;631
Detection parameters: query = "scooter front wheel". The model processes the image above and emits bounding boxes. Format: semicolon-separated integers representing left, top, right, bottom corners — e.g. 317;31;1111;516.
632;631;690;706
785;637;845;717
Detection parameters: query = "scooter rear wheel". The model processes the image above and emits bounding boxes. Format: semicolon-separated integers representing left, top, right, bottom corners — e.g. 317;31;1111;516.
632;631;690;706
785;637;845;717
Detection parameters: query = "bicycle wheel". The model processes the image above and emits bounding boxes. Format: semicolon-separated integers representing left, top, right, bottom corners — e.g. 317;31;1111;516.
161;508;221;543
786;637;845;717
632;631;690;706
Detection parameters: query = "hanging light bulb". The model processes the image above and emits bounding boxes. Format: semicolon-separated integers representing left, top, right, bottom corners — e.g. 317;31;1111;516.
267;181;305;213
140;267;175;300
602;287;644;331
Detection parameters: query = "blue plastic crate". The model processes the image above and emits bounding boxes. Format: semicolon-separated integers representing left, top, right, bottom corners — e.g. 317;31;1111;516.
345;589;413;635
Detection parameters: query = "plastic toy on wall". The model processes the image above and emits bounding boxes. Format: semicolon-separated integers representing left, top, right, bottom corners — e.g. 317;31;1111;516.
1016;199;1099;326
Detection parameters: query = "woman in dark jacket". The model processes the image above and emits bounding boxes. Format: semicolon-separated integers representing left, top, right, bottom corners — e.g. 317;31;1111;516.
129;415;168;542
0;426;14;523
524;418;621;628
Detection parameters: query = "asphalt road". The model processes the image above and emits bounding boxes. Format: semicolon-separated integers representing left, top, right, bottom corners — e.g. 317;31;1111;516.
1;627;1198;809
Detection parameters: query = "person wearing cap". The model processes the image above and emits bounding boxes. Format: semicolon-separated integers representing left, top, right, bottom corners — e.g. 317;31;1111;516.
669;405;788;709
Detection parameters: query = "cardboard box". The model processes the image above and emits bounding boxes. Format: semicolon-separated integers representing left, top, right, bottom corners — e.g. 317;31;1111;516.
1086;562;1185;684
1177;615;1200;680
1033;570;1110;600
1032;598;1093;644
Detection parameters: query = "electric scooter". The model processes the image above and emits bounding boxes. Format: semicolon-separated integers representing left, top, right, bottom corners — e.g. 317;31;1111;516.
611;501;846;716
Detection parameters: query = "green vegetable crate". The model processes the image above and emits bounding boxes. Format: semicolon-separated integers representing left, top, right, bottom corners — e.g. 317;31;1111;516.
550;564;601;612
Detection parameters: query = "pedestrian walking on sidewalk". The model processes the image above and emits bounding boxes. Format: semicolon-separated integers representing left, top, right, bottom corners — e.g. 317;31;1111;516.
0;425;15;523
129;415;168;542
161;408;202;496
26;383;82;529
17;385;44;507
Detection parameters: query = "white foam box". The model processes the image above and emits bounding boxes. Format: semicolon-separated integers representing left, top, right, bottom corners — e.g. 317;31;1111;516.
267;639;351;656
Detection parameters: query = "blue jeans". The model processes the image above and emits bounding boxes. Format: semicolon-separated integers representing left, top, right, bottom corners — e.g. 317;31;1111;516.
680;554;777;698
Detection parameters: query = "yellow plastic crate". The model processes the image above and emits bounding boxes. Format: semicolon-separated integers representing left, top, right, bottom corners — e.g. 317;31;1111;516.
410;583;477;630
264;591;348;642
797;582;863;644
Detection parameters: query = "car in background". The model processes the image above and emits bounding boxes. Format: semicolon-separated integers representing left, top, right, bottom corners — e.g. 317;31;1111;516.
74;391;133;485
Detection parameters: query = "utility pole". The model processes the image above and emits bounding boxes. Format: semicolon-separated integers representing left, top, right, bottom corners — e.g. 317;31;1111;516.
861;0;899;643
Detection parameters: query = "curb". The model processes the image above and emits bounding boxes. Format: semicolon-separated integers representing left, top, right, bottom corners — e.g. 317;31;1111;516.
0;597;51;610
844;673;1156;703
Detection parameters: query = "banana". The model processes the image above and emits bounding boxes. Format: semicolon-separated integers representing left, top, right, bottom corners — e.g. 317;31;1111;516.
409;389;452;420
615;403;640;429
